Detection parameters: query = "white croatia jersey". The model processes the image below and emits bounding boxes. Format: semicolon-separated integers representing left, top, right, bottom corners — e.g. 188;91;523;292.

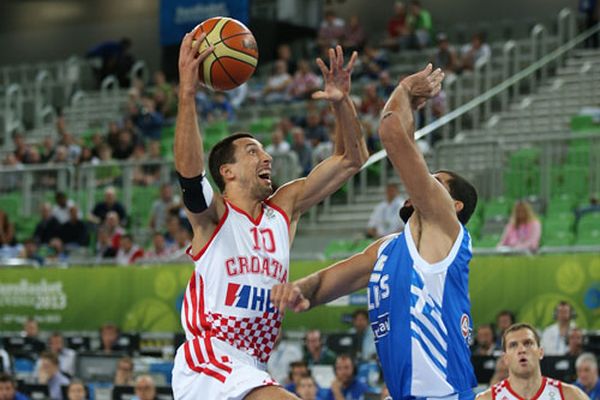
181;199;290;367
491;377;565;400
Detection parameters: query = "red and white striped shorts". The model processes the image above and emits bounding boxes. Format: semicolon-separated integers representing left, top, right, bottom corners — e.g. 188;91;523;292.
172;336;278;400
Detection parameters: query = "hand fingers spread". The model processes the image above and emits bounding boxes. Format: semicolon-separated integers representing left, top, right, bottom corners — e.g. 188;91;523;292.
336;45;344;70
345;51;358;73
328;48;336;73
311;91;327;100
315;58;329;77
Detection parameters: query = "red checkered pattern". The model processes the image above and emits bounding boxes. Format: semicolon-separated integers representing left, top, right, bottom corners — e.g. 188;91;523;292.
207;311;281;363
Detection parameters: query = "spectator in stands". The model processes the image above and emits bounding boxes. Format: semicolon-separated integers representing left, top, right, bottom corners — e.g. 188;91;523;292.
303;330;336;367
317;10;346;55
377;71;396;99
284;361;310;394
291;127;313;177
46;332;76;378
277;44;297;75
472;324;497;356
46;238;69;264
171;228;192;258
366;183;405;238
497;200;541;252
40;135;57;163
19;238;44;266
358;44;389;81
59;205;89;249
574;353;600;399
541;301;576;356
407;0;433;49
0;373;28;400
304;112;328;148
460;32;491;72
37;351;70;400
133;375;156;400
56;131;81;165
23;147;41;165
432;33;459;76
23;317;46;355
111;129;136;160
85;37;134;88
289;60;321;100
495;310;515;348
90;187;127;225
574;195;600;228
359;83;385;119
265;129;292;156
98;323;123;354
163;214;182;247
312;130;334;167
143;232;174;261
296;375;321;400
326;354;372;400
350;309;377;361
35;204;62;246
116;234;144;266
383;2;409;50
0;210;16;248
0;348;11;378
263;60;292;104
52;192;75;225
343;16;366;54
207;92;236;122
567;327;584;358
95;224;118;259
149;184;177;233
1;154;22;190
12;131;30;163
114;356;135;386
151;70;177;119
66;379;87;400
133;95;164;141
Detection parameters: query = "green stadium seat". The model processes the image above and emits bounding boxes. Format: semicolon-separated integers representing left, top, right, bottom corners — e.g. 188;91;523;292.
484;197;511;219
324;239;354;258
508;148;540;170
15;216;38;242
542;229;575;247
574;227;600;246
545;194;575;215
474;233;502;248
552;165;589;198
0;192;21;217
570;115;597;132
249;117;276;136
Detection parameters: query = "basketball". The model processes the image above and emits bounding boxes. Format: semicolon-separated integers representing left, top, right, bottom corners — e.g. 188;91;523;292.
192;17;258;91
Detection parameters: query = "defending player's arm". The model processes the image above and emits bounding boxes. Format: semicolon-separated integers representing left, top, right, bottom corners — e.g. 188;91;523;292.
474;390;492;400
271;238;385;312
378;65;458;236
173;27;220;226
272;46;369;220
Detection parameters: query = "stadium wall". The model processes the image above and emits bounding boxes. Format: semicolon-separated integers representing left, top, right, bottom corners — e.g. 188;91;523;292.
0;253;598;332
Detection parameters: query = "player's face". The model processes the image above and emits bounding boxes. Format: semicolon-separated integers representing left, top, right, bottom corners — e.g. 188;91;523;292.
231;138;273;200
503;328;543;379
399;172;454;223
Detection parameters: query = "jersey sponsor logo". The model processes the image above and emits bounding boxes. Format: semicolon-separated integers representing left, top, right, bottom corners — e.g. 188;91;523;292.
371;312;390;341
224;283;276;313
368;255;390;311
460;313;473;345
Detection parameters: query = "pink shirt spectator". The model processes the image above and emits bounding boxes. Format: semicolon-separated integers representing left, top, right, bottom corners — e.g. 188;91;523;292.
498;219;541;251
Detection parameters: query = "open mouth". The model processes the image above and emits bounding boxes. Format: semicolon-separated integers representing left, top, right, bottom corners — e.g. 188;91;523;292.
518;357;528;366
258;171;272;184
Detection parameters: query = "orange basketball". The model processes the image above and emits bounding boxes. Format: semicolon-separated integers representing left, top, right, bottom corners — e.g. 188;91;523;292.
192;17;258;91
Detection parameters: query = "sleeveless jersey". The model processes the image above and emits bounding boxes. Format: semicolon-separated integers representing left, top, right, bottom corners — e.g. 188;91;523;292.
180;199;290;380
491;377;565;400
367;221;477;399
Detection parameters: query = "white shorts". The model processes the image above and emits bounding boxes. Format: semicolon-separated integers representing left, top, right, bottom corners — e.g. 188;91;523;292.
172;336;278;400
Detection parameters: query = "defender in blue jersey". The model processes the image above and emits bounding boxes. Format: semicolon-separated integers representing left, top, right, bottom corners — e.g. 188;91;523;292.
273;64;479;399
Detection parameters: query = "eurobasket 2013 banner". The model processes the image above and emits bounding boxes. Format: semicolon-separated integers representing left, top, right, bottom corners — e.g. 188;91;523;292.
159;0;250;45
0;254;598;332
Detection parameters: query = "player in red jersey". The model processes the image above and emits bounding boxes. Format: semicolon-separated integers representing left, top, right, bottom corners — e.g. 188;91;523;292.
476;323;587;400
171;26;368;400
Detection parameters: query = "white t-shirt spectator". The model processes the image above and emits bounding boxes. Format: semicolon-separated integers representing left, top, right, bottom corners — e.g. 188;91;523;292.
367;195;405;237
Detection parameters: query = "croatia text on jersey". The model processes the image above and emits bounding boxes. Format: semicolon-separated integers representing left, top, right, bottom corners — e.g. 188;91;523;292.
225;283;277;313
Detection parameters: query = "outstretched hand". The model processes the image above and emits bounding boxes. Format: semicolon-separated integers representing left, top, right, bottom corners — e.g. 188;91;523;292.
312;45;358;103
178;26;214;96
271;282;311;313
399;63;445;110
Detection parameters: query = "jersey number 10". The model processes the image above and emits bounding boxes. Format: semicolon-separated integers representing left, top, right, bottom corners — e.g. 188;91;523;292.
250;227;276;253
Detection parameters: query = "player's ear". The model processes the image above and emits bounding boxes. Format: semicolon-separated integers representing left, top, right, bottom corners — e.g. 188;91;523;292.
220;164;234;181
454;200;464;214
539;347;544;360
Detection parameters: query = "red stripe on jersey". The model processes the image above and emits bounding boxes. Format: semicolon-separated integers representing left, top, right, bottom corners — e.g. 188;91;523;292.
187;205;230;261
183;339;227;383
264;199;291;231
188;273;202;336
225;283;240;306
198;276;210;331
226;200;264;226
183;273;200;337
204;337;233;373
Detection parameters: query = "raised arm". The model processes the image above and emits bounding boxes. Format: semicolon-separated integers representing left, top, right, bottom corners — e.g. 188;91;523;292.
379;65;457;234
271;238;384;312
272;46;369;220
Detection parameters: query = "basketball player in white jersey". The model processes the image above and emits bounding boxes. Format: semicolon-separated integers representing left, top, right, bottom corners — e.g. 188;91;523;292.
476;323;588;400
172;26;368;400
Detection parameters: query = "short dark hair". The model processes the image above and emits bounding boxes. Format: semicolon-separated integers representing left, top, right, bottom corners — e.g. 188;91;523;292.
0;373;17;386
40;351;59;366
501;323;540;351
352;309;369;320
435;170;478;225
208;133;255;192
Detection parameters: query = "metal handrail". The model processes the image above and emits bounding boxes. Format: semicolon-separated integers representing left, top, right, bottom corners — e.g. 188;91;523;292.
363;14;600;168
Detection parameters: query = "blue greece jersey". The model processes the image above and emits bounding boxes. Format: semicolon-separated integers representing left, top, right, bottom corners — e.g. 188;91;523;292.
367;221;476;400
